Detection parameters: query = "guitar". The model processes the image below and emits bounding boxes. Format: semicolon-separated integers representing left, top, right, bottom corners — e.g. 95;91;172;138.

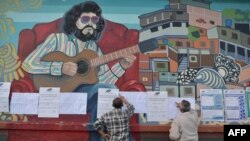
33;39;158;92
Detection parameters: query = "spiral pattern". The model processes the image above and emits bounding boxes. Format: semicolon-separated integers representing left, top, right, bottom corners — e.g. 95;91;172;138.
194;68;226;89
0;43;24;81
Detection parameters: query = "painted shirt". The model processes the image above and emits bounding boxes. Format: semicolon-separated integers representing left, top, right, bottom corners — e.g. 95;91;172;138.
22;33;125;84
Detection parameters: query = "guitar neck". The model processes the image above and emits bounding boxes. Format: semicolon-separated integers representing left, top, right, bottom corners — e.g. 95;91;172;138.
90;45;140;67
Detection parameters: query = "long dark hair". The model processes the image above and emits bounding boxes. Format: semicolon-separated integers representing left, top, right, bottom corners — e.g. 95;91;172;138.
62;1;105;41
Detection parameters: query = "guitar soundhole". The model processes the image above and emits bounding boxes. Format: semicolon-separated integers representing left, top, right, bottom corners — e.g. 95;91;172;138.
77;60;89;74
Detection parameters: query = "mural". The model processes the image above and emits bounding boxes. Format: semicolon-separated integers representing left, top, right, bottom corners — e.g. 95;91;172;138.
1;0;250;140
0;0;42;82
138;0;250;98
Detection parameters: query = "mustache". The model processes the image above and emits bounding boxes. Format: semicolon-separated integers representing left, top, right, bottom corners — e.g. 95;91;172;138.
81;25;95;30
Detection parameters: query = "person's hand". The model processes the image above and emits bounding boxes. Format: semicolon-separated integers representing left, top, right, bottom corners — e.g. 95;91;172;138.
100;133;110;140
120;55;136;70
119;95;129;105
175;102;181;109
62;62;77;76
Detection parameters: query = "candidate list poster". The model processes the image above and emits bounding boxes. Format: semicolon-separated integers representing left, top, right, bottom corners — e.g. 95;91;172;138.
0;82;11;112
147;91;168;122
246;87;250;118
200;89;224;121
224;89;247;122
97;88;119;118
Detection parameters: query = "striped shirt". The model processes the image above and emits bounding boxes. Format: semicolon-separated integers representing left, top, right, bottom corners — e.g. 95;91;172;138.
22;33;125;84
94;104;135;141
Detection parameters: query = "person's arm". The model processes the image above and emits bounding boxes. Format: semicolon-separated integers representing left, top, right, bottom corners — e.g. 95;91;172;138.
94;116;110;140
22;33;63;76
98;55;136;84
119;96;135;117
169;119;181;141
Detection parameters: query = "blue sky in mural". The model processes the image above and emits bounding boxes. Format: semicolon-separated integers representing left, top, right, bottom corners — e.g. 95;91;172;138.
5;0;250;47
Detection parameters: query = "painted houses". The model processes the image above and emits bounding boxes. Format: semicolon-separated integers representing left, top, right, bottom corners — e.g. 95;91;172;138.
138;0;189;42
187;5;222;30
207;26;250;66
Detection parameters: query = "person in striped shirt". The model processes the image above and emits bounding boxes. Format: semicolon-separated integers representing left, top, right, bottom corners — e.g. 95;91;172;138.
22;1;136;141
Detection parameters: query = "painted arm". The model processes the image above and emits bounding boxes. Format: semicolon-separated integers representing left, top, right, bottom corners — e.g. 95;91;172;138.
22;33;63;76
98;54;136;84
98;62;125;84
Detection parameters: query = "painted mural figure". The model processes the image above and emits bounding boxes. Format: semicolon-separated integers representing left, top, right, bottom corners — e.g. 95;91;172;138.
21;1;136;141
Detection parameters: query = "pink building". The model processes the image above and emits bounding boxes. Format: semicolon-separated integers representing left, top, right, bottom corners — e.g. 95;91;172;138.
187;5;222;29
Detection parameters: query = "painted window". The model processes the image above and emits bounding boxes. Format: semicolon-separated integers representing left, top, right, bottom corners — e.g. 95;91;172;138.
173;22;182;27
176;41;183;46
237;47;245;61
154;61;169;72
157;63;166;68
210;20;215;25
220;41;226;55
189;55;197;63
222;30;227;36
150;27;158;32
227;43;235;58
176;11;183;14
247;50;250;62
162;23;170;29
232;33;238;40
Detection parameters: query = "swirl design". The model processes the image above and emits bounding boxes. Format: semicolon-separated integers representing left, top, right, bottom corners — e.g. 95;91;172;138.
195;68;226;89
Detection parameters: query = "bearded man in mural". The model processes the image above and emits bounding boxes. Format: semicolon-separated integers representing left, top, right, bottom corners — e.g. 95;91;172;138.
22;1;136;140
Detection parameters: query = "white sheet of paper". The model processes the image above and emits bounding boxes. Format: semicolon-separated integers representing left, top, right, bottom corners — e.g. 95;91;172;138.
224;89;247;121
202;110;224;119
167;97;195;119
200;89;224;121
60;93;87;114
97;88;119;118
225;97;239;107
147;91;168;121
226;110;240;119
201;96;214;106
10;93;39;114
120;92;147;113
0;82;11;112
0;97;9;112
0;82;11;97
38;92;60;118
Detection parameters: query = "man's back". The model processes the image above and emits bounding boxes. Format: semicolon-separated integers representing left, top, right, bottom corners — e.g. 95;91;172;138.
103;106;133;141
94;97;134;141
170;110;198;141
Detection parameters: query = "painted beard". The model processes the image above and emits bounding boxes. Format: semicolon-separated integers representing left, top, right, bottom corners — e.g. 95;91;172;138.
75;25;97;42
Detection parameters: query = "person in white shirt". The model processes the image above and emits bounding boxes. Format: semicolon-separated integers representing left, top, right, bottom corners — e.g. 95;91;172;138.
169;100;199;141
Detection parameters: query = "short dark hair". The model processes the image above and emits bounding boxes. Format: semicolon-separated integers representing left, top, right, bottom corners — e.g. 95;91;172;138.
113;97;123;109
181;100;191;112
62;1;105;40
